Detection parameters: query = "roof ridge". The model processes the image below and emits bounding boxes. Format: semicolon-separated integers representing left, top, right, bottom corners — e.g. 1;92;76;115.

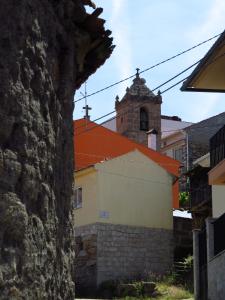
74;118;180;166
184;111;225;130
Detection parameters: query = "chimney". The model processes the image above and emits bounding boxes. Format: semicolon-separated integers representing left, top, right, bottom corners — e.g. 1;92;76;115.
146;129;158;150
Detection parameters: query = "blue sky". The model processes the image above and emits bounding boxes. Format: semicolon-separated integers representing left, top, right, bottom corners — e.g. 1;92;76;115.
74;0;225;123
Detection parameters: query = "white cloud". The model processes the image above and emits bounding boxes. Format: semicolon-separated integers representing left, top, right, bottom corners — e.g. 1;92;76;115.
110;0;133;98
111;0;123;16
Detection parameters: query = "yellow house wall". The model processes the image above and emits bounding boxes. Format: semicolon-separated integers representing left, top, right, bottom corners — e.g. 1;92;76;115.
161;132;185;159
191;44;225;90
212;185;225;218
96;150;173;229
74;167;98;227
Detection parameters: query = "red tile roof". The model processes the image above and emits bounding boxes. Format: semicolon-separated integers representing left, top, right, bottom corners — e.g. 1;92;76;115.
74;119;180;208
74;119;180;175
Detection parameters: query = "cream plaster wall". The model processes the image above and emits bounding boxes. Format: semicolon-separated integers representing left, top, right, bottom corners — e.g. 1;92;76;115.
212;185;225;218
161;131;186;160
96;150;173;229
74;167;98;226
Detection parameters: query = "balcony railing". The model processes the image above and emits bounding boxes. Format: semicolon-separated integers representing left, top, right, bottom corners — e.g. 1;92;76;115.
190;184;212;208
210;125;225;168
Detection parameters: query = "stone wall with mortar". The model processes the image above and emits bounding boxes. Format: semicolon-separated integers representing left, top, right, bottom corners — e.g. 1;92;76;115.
75;223;173;290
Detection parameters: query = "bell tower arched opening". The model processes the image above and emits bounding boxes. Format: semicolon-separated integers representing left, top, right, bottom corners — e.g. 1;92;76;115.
140;107;149;131
115;69;162;149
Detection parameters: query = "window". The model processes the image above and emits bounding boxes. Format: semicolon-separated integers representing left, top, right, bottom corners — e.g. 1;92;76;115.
173;147;183;162
74;187;82;209
140;107;149;131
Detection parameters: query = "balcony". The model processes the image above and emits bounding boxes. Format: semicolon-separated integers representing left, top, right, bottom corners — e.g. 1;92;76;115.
189;165;212;209
209;125;225;185
190;184;212;209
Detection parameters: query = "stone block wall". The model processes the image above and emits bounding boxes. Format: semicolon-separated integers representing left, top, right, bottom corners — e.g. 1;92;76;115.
75;223;173;291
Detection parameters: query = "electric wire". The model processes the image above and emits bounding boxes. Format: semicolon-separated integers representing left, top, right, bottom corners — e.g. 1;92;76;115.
75;50;225;136
74;59;201;133
74;32;222;103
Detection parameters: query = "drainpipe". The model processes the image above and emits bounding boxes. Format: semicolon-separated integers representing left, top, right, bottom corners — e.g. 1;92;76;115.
181;130;189;172
182;130;190;207
186;132;189;171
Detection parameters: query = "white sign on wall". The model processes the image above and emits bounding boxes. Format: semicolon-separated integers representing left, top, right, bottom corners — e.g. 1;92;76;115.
99;210;110;219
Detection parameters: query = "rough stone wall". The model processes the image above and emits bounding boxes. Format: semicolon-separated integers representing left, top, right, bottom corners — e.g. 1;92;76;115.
75;232;97;295
75;223;173;290
0;1;113;299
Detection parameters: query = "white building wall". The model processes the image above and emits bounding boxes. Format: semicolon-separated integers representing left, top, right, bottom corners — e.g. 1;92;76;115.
212;185;225;218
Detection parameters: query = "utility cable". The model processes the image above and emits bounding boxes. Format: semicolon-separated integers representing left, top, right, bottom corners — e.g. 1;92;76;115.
74;32;222;103
74;59;200;134
75;50;225;136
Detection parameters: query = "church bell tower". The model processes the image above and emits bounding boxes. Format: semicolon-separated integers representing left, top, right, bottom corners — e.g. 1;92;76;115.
115;69;162;150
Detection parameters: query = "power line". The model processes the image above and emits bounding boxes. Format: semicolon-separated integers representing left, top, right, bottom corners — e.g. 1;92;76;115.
74;31;222;103
75;50;225;136
74;60;200;134
75;165;177;184
75;151;180;163
75;121;225;137
75;152;184;168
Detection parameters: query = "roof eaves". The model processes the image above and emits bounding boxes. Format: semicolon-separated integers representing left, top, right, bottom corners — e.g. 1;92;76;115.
74;119;180;175
181;30;225;92
75;164;95;173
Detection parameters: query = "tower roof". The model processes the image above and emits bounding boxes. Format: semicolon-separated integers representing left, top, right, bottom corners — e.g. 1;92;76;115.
126;69;155;97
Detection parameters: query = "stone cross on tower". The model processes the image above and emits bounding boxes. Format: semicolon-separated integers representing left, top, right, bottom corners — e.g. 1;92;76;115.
81;81;92;120
136;68;141;95
83;104;92;120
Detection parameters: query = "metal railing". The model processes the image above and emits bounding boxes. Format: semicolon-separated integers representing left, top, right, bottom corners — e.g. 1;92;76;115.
190;185;212;208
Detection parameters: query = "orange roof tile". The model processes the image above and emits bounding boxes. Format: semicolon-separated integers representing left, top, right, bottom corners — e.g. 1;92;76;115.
74;119;180;176
74;119;180;209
